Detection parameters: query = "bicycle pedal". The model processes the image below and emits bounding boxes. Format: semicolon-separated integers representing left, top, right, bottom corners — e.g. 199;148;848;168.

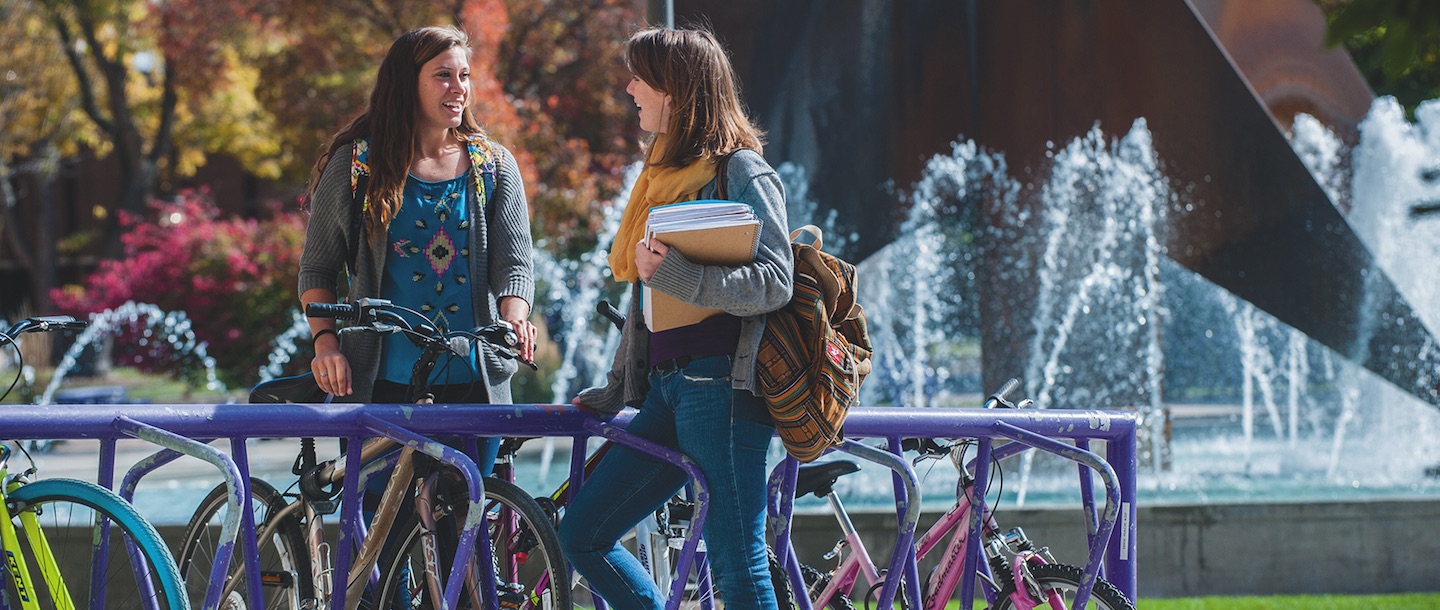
498;586;527;610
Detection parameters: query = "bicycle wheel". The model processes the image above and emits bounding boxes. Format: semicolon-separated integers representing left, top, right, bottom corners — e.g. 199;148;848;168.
5;477;188;609
377;475;570;610
176;478;313;610
993;563;1134;610
768;545;796;609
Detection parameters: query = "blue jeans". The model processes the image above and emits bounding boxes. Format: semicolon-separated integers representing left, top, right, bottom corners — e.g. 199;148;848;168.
559;355;777;610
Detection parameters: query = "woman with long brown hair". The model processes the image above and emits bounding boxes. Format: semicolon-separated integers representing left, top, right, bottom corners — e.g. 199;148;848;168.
560;26;792;610
298;25;536;474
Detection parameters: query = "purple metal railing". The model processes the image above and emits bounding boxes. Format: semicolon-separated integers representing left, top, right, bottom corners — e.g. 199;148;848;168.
0;402;1137;609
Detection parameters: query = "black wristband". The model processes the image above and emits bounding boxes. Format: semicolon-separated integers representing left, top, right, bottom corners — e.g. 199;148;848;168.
312;328;338;347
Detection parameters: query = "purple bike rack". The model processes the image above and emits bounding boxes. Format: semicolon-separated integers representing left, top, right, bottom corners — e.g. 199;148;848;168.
0;401;1136;610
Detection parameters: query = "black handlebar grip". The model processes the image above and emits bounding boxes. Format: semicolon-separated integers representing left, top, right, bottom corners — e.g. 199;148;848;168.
33;316;87;331
306;302;358;320
597;300;626;330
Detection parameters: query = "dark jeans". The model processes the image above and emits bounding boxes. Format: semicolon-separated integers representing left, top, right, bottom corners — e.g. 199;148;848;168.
558;355;778;610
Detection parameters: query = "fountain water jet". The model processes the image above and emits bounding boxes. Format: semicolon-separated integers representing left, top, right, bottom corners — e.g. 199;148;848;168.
39;301;226;404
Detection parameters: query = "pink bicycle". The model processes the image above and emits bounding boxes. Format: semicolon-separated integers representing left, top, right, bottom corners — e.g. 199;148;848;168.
769;383;1135;610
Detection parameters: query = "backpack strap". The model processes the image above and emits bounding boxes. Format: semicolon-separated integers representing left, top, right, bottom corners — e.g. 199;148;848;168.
790;225;823;250
347;138;371;276
464;133;497;212
715;148;745;200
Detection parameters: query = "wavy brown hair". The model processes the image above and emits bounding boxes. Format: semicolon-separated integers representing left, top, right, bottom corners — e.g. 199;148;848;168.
305;25;484;238
624;26;765;168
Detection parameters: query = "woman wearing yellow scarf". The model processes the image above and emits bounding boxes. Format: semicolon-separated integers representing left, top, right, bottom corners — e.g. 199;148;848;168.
561;26;794;610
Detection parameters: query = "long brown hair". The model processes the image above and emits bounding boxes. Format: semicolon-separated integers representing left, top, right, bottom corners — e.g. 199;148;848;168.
624;26;764;168
305;25;484;238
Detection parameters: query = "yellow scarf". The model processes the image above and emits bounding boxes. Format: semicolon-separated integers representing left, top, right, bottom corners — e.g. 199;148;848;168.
608;138;717;282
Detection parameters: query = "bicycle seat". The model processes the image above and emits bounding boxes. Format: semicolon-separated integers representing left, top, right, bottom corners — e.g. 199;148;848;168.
793;460;860;499
250;372;328;404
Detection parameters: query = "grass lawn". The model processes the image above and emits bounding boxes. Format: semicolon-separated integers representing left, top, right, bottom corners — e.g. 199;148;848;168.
1136;594;1440;609
1;366;246;404
935;594;1440;608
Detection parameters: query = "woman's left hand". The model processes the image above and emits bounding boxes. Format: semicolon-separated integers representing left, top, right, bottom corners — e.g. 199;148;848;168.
635;238;669;282
498;296;538;363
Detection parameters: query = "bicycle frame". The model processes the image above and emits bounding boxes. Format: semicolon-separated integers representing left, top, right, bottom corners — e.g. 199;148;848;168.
915;442;1059;610
773;432;1123;610
805;489;885;607
772;440;921;610
0;461;73;610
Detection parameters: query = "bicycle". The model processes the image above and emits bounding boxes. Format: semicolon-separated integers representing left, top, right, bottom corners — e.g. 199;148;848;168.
0;315;190;609
771;381;1135;610
173;298;566;610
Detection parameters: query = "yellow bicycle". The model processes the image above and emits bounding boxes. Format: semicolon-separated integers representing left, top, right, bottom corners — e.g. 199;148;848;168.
0;316;189;609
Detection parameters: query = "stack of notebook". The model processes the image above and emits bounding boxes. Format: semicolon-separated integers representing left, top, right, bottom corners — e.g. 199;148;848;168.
642;200;760;331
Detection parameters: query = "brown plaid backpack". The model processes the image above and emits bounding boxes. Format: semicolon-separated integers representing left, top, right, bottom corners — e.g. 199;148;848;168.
754;225;873;462
715;151;873;462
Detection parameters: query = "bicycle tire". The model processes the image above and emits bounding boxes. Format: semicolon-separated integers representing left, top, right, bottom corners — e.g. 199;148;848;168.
768;545;795;610
992;563;1134;610
5;477;189;609
176;478;313;610
376;475;571;610
797;557;855;610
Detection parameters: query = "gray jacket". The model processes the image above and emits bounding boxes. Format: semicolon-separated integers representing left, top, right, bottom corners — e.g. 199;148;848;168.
577;149;793;413
297;139;535;403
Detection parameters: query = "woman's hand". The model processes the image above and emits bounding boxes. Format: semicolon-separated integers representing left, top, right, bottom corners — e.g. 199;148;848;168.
311;334;353;396
570;395;597;413
499;296;538;363
635;238;669;282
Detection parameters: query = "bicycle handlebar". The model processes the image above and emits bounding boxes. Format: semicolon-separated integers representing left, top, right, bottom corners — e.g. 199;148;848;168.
305;301;361;321
984;378;1021;409
3;315;88;339
306;300;533;369
2;316;89;403
904;378;1031;463
596;300;625;330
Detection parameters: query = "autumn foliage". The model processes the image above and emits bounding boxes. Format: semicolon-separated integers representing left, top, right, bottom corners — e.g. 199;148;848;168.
6;0;644;254
51;190;307;387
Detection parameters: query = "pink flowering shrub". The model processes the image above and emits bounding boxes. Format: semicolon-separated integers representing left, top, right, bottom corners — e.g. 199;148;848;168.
52;188;307;387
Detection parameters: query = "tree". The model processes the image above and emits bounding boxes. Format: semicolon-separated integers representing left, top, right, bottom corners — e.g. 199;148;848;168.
1317;0;1440;116
489;0;643;257
23;0;291;257
0;0;94;312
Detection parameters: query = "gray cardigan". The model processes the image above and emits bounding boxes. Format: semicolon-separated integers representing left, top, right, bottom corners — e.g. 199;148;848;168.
576;150;793;413
297;139;535;403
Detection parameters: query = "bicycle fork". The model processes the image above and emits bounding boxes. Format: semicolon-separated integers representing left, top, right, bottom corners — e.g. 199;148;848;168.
984;527;1060;610
0;471;67;610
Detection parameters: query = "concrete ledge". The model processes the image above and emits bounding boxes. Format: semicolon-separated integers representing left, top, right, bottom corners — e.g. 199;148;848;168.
786;497;1440;598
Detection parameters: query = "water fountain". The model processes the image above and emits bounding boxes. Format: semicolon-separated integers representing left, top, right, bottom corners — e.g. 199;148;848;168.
39;301;227;404
839;98;1440;509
